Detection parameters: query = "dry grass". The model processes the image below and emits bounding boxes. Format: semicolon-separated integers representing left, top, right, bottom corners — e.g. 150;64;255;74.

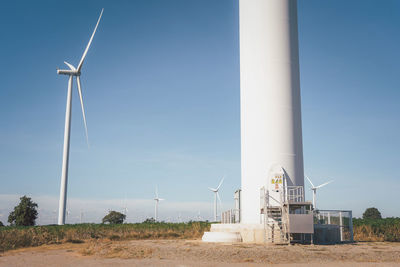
1;218;399;253
0;221;210;252
353;218;400;242
354;225;385;242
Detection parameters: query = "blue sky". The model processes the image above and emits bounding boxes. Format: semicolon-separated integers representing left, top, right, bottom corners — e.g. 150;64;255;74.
0;0;399;224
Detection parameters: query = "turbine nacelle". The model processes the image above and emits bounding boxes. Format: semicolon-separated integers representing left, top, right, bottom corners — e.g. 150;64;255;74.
57;69;80;76
57;61;80;76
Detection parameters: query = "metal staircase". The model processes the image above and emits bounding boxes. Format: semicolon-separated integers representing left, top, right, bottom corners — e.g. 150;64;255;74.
261;187;290;244
266;207;289;243
261;181;307;244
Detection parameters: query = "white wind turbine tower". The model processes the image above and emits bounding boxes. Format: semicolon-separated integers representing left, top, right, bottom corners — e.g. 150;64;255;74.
154;186;165;221
80;209;84;224
52;210;57;224
123;206;128;218
306;175;333;210
208;176;224;222
56;9;104;225
66;210;71;223
122;193;128;217
197;210;202;221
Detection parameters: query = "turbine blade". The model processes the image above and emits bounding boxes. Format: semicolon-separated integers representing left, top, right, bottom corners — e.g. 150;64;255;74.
77;8;104;72
217;192;222;208
216;175;225;190
208;187;216;192
155;185;158;198
159;198;165;201
76;76;89;148
316;180;333;189
64;61;76;70
305;175;315;188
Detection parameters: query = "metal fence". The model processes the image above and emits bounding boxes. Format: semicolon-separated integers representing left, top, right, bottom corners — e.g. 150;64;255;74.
314;210;353;242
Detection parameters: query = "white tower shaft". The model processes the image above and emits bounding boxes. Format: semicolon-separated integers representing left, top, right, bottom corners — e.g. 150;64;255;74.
58;75;73;225
240;0;304;224
214;192;217;222
155;200;158;221
312;189;316;209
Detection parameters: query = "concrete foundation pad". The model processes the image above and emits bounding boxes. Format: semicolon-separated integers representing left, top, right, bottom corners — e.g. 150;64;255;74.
202;232;242;243
202;223;265;243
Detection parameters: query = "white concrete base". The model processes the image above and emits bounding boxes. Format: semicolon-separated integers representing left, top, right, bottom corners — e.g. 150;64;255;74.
202;232;242;243
202;223;265;244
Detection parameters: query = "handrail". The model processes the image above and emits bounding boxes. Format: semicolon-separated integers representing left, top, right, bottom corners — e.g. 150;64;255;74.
221;208;240;224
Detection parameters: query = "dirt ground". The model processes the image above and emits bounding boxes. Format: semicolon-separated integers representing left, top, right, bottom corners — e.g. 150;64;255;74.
1;240;400;267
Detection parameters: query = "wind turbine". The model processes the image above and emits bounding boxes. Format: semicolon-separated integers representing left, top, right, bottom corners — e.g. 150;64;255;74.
305;175;333;210
154;186;164;221
66;210;71;223
80;209;84;224
197;210;202;221
57;9;104;225
122;193;128;217
208;176;224;222
52;210;57;224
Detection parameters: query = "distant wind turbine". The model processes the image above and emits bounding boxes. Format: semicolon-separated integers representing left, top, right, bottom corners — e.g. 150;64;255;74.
122;193;128;217
208;176;224;222
57;9;104;225
154;186;165;221
80;209;84;224
197;210;202;221
52;210;57;224
66;210;71;223
305;175;333;210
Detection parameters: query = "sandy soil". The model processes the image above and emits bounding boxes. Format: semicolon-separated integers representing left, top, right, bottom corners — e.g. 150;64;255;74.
1;240;400;267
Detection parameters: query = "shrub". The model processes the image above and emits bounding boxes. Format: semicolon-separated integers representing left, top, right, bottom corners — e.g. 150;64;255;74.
8;196;38;226
363;207;382;220
102;211;126;224
143;218;156;223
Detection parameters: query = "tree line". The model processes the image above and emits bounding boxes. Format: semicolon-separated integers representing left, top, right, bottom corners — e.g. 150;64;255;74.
0;195;386;227
1;195;128;226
